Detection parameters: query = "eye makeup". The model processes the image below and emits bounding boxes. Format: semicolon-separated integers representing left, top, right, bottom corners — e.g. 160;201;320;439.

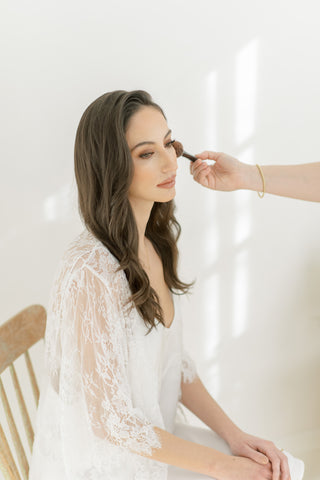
139;139;176;159
172;141;197;162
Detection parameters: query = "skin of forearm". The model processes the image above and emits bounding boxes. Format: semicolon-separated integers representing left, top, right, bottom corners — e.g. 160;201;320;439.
242;162;320;202
138;426;228;478
180;376;241;445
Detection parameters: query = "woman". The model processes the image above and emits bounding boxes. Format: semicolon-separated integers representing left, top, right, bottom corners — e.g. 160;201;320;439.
30;90;303;480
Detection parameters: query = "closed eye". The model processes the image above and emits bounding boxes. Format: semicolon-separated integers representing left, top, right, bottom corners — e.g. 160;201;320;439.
166;139;176;149
139;139;176;159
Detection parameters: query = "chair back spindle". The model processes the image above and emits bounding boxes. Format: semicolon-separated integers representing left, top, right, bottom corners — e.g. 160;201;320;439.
0;305;46;480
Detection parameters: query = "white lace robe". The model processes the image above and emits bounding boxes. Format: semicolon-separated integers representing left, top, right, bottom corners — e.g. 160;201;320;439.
30;229;198;480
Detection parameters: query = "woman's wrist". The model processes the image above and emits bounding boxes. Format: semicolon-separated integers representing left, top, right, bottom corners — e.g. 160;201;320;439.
221;424;243;448
239;163;263;192
208;450;231;479
209;450;246;480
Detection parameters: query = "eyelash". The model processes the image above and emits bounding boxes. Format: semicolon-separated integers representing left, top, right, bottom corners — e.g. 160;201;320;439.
139;139;176;159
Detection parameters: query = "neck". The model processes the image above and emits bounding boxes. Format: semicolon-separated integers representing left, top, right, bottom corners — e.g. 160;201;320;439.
129;197;154;258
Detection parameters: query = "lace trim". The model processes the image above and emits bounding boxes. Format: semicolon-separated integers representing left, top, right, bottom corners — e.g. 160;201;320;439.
181;350;197;384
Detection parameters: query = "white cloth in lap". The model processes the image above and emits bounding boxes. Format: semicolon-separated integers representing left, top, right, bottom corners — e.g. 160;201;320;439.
29;228;197;480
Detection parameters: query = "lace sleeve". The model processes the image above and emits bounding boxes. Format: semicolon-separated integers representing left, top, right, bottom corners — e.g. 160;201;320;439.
62;265;161;456
181;349;198;384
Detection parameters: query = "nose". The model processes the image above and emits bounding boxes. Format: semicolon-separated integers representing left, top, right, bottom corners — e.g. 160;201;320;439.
161;146;178;173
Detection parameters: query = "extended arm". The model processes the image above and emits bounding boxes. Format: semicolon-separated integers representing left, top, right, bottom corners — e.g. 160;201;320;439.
190;150;320;202
242;162;320;202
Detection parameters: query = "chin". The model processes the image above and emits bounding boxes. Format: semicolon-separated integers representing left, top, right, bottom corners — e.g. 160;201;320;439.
156;190;176;203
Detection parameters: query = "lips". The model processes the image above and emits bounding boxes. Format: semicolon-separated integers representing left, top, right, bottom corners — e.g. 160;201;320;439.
157;175;176;187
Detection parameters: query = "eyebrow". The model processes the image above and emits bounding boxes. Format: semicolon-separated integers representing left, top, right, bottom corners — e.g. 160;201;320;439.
130;129;172;152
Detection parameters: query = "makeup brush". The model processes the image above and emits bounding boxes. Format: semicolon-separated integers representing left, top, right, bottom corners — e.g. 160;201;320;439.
173;141;198;162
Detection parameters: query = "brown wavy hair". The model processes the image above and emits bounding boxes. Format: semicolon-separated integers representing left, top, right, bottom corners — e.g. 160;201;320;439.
74;90;193;332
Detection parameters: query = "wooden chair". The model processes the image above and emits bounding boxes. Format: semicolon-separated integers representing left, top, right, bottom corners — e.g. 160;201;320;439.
0;305;46;480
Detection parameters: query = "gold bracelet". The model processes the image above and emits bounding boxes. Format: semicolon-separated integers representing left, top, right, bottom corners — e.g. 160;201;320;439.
256;164;265;198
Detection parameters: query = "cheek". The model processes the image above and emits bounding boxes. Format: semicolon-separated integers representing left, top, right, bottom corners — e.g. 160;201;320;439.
129;162;157;194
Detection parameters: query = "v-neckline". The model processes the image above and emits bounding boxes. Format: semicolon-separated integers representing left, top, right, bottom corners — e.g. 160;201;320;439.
163;294;175;330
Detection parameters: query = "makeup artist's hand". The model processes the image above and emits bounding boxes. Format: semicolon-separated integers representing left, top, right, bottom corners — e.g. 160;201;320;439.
190;151;251;191
191;151;320;201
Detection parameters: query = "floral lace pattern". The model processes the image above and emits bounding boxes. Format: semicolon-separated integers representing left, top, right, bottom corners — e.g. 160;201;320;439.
30;229;197;480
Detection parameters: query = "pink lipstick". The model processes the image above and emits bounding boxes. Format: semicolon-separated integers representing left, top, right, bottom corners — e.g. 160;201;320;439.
157;175;176;188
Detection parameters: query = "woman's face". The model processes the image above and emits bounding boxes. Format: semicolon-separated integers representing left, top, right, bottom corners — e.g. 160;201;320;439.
126;106;178;208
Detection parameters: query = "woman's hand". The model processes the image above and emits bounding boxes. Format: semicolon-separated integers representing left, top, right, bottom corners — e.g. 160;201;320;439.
190;150;254;192
214;454;273;480
227;430;291;480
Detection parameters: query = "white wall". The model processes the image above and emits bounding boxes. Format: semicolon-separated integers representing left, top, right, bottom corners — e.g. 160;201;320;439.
1;0;319;477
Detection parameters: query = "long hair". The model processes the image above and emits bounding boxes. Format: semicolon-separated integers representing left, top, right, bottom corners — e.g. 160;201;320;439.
74;90;193;332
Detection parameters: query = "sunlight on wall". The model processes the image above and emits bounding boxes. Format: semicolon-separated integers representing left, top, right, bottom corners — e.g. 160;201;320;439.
235;38;259;145
234;148;254;246
196;38;259;388
202;69;221;395
205;71;217;150
232;249;249;337
203;198;221;395
203;220;220;353
232;38;259;338
232;163;253;337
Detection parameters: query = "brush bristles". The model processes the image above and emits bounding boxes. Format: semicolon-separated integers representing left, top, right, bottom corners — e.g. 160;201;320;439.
173;140;197;162
172;140;184;157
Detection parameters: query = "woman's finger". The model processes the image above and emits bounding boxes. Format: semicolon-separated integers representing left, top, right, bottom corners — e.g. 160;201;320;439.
247;448;269;465
279;452;291;480
268;454;281;480
266;446;291;480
